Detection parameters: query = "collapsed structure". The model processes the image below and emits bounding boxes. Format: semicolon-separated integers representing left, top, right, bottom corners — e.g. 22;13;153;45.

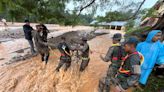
138;0;164;37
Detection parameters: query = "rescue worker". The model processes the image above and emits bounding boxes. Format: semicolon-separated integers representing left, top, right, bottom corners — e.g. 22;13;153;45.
55;37;72;72
113;37;141;92
40;24;49;42
70;39;81;63
98;33;125;92
79;37;90;72
34;25;50;65
23;19;36;54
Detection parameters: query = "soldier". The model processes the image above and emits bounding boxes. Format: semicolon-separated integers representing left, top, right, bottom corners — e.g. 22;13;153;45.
113;37;141;92
78;37;90;72
69;39;81;63
55;37;72;72
98;33;125;92
34;25;50;66
40;24;49;42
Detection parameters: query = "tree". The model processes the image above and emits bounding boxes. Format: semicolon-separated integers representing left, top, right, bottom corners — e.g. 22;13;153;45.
125;19;135;30
95;9;135;23
0;0;148;25
70;0;147;20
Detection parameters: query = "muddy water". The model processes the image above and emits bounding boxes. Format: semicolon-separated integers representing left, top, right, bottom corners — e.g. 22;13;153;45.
0;39;30;66
0;30;83;66
0;27;123;92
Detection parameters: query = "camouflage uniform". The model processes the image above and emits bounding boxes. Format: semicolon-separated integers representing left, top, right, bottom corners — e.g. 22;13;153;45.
33;30;50;64
79;40;90;72
114;52;141;90
41;24;49;42
98;44;125;92
56;42;71;72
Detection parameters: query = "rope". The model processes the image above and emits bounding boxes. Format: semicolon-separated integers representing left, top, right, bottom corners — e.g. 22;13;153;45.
91;50;106;55
48;47;60;57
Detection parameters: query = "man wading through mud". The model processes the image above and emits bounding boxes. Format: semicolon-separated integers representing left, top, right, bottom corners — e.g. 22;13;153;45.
34;25;50;67
78;37;90;72
23;19;36;54
56;37;72;72
40;24;49;42
98;33;125;92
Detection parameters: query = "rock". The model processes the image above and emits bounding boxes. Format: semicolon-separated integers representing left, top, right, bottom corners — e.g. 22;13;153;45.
0;58;5;60
15;49;24;53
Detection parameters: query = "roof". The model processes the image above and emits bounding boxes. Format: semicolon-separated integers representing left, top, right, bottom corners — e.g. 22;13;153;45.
108;21;127;26
97;22;109;26
97;21;127;26
90;20;98;25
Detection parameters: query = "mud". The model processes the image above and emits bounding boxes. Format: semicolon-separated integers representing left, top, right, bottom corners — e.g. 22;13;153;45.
0;29;113;92
4;30;108;65
0;27;24;39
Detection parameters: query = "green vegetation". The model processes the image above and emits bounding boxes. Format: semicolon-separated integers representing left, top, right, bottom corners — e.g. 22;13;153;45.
125;7;158;36
0;0;94;25
96;10;134;22
135;72;164;92
141;8;158;21
126;26;151;35
0;0;145;26
125;19;135;30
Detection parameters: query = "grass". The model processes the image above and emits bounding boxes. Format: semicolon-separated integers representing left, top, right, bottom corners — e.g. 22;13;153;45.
135;72;164;92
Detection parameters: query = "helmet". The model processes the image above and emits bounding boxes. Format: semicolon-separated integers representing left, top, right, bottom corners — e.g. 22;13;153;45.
124;37;139;47
112;33;122;40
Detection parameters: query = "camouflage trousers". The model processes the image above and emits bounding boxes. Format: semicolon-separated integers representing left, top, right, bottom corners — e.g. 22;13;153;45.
98;66;118;92
80;57;90;72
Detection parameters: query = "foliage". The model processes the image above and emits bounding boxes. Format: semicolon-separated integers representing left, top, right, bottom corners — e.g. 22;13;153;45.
95;10;135;23
125;19;135;30
0;0;93;25
0;0;146;25
126;26;151;35
106;10;134;22
135;72;164;92
141;8;158;20
125;7;158;36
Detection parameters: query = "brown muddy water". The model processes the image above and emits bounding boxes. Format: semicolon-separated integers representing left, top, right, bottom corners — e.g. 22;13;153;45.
0;30;126;92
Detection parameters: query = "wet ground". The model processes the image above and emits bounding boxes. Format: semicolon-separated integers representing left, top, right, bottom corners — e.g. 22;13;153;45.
0;25;124;92
0;25;95;67
0;34;111;92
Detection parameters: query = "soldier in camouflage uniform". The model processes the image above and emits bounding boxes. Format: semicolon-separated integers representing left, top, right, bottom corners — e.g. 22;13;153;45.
113;37;141;92
78;37;90;72
98;33;125;92
55;37;72;72
34;25;50;65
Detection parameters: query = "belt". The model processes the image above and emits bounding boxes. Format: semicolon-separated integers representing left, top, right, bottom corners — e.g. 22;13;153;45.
82;57;89;60
112;57;126;61
61;54;65;56
112;57;118;60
